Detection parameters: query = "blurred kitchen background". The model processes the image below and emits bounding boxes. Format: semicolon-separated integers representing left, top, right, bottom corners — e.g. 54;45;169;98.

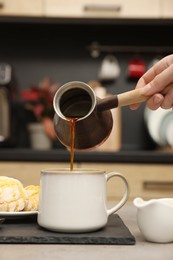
0;0;173;157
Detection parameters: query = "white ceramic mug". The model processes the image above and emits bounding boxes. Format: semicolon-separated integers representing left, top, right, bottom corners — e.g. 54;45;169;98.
38;168;129;233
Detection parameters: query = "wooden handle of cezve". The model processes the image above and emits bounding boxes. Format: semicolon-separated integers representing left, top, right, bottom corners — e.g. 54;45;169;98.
118;84;172;107
117;88;148;107
96;84;172;111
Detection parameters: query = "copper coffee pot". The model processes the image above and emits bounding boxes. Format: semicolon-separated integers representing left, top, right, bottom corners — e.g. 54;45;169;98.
53;81;170;150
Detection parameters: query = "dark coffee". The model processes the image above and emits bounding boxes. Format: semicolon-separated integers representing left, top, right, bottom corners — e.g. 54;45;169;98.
69;117;78;171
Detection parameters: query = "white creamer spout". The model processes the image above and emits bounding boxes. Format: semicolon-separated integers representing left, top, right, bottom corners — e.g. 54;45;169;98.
133;197;157;209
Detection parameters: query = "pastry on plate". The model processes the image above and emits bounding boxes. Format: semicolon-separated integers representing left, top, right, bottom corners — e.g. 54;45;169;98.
0;176;28;212
24;185;40;211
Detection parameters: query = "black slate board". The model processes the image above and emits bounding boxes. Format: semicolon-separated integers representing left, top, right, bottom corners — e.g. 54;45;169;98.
0;214;135;245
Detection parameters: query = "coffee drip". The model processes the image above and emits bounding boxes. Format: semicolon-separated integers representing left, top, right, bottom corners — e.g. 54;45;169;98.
69;117;77;171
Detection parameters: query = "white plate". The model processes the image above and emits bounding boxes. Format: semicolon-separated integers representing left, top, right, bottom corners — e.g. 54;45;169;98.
0;211;38;219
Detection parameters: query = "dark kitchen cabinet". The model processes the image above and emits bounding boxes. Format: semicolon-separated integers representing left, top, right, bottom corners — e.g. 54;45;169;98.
0;16;173;162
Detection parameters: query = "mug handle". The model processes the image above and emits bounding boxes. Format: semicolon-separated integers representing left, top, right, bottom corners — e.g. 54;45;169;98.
106;172;129;216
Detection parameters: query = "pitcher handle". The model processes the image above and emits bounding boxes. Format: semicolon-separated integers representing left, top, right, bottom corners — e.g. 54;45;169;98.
106;172;129;216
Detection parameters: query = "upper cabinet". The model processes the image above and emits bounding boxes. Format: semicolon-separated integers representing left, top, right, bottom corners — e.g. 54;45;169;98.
0;0;173;19
0;0;42;16
160;0;173;18
44;0;160;19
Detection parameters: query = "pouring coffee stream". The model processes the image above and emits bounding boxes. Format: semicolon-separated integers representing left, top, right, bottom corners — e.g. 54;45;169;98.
53;81;171;154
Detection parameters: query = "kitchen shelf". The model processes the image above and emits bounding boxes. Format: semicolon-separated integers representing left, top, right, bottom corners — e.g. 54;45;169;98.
0;149;172;164
87;42;173;55
1;16;173;25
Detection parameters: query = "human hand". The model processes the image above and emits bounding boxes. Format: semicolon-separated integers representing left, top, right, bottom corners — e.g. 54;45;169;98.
130;54;173;110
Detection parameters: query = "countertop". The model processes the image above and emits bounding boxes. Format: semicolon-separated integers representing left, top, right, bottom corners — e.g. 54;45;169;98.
0;149;173;163
0;203;173;260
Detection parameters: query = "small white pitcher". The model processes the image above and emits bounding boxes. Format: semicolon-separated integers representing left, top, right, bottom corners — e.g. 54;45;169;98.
133;197;173;243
